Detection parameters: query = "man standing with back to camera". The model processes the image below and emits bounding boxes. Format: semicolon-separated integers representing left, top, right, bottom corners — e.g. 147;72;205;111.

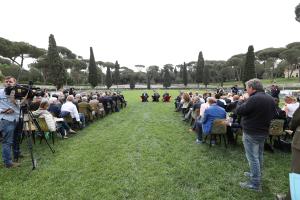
236;78;276;192
0;76;21;168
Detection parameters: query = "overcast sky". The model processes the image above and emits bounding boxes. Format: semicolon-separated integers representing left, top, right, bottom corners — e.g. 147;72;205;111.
1;0;300;70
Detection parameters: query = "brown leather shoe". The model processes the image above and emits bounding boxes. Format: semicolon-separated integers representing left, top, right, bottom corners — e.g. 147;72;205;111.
5;162;21;168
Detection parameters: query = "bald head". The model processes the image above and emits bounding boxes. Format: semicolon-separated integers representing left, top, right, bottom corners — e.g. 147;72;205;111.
66;95;74;102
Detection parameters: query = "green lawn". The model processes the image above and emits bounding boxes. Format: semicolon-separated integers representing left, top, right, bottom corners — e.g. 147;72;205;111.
0;90;290;200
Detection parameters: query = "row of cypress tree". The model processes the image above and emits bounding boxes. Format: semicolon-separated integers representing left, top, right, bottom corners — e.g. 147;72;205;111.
48;33;255;89
48;34;120;89
185;45;255;89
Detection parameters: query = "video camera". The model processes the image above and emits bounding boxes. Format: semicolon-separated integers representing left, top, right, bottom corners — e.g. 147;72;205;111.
4;81;44;100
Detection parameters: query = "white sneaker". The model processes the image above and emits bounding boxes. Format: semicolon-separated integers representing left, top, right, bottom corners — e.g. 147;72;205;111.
195;139;202;144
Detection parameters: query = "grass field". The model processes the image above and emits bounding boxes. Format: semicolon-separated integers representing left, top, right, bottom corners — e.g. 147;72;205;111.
0;90;291;200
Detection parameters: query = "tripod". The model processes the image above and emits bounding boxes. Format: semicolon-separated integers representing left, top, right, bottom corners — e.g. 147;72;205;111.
19;102;55;170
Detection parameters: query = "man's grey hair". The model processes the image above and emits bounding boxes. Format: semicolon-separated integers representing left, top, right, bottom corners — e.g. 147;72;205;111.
82;96;88;102
49;97;57;104
40;98;49;104
246;78;264;91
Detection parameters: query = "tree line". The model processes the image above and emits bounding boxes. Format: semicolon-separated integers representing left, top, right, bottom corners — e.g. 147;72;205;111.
1;34;300;89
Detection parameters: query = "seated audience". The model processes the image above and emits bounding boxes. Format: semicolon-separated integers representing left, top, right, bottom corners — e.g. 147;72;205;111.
141;91;149;102
195;97;226;144
30;96;43;111
183;96;202;121
175;92;183;110
78;96;94;122
181;92;192;116
48;97;61;117
99;93;110;114
33;100;76;139
215;93;226;109
163;92;171;102
270;84;280;98
274;98;287;120
283;95;299;126
61;95;85;128
89;95;104;117
231;85;238;95
111;92;119;112
152;91;160;102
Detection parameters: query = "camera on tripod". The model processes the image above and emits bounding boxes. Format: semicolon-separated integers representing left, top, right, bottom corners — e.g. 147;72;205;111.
4;81;44;100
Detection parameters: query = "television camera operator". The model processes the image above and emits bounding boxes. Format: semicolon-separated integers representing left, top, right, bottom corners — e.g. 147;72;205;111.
0;76;21;168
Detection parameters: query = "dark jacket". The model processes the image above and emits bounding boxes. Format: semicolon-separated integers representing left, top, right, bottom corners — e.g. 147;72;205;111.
48;104;61;117
192;102;202;111
290;107;300;150
236;91;276;136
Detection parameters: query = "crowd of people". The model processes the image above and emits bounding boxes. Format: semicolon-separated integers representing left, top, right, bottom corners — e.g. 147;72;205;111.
175;79;300;197
141;91;171;102
0;76;127;169
1;76;299;198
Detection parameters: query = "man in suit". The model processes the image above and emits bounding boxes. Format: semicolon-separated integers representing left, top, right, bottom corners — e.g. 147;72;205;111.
152;91;160;102
141;92;149;102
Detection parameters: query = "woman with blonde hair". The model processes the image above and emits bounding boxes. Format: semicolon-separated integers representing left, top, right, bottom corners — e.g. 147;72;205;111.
33;100;76;139
181;92;191;117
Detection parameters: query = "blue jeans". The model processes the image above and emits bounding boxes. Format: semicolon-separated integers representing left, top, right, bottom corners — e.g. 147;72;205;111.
242;133;266;187
195;119;203;141
79;113;85;128
0;119;17;166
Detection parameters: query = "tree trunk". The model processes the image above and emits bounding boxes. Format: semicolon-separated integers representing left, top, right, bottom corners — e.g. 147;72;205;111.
236;67;241;81
289;65;295;78
298;66;300;82
271;58;275;82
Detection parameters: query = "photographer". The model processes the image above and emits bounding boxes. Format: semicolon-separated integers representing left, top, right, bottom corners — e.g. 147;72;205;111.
0;76;21;168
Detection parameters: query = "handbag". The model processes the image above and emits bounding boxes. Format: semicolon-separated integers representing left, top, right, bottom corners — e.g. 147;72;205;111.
273;139;291;153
